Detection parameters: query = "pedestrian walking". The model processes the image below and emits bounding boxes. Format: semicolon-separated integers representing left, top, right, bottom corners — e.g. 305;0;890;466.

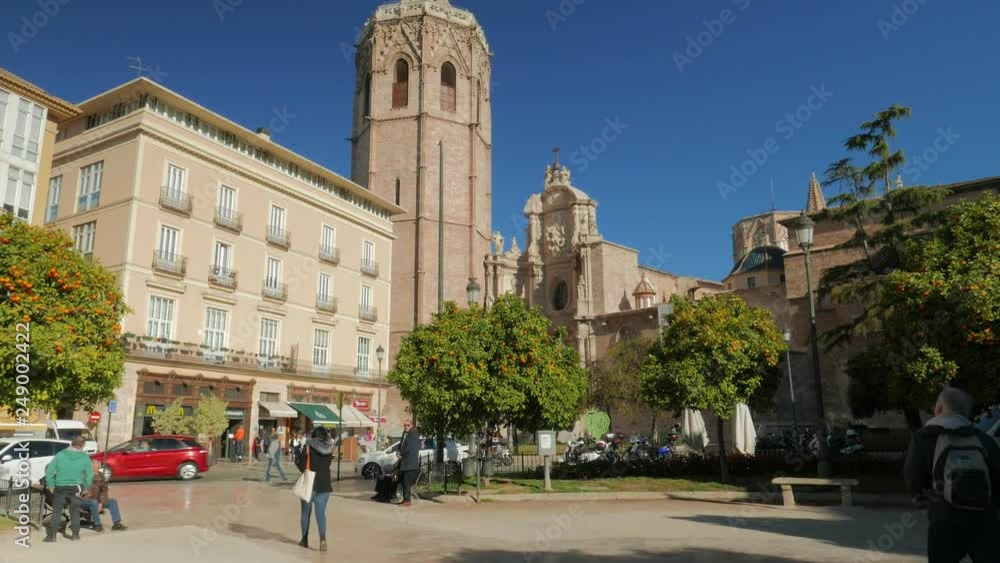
265;428;288;482
295;426;334;551
904;387;1000;562
82;459;128;532
233;424;245;461
398;420;420;507
44;436;93;542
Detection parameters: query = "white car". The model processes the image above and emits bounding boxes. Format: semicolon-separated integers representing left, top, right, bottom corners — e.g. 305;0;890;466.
45;420;99;454
0;438;72;485
357;437;469;479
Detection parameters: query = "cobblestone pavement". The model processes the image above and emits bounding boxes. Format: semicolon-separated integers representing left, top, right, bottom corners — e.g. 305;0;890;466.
4;478;928;563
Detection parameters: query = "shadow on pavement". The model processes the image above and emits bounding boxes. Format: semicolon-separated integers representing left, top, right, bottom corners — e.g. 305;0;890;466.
440;547;827;562
228;522;300;546
672;514;924;556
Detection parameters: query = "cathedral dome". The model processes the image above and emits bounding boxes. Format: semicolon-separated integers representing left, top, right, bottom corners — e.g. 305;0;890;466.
632;273;656;309
729;245;786;276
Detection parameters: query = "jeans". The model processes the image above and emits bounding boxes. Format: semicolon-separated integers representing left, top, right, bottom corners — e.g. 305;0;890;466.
48;486;82;535
928;518;1000;563
81;498;122;527
401;470;418;502
300;491;330;540
235;441;244;459
265;453;287;481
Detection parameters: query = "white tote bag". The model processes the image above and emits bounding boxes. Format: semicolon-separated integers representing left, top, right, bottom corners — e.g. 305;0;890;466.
293;448;315;502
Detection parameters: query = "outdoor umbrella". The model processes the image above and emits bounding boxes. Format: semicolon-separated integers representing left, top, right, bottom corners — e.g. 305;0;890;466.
732;403;757;455
682;409;710;451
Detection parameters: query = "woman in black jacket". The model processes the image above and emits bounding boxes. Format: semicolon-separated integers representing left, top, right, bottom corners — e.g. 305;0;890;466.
295;426;334;551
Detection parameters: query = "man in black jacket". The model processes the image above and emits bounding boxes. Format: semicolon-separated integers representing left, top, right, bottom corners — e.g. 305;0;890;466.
398;421;420;507
904;387;1000;562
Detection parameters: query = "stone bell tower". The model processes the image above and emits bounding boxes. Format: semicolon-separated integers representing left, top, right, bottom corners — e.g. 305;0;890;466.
351;0;492;356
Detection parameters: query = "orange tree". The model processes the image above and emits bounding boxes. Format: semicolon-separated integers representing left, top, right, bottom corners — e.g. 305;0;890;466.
0;214;129;414
390;295;588;458
641;293;785;481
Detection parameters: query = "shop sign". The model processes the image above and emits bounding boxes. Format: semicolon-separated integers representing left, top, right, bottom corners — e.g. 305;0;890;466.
352;399;370;410
225;409;244;418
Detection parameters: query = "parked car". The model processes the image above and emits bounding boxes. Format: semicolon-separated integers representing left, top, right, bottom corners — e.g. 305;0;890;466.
93;435;209;481
0;438;71;485
46;420;99;454
356;437;468;479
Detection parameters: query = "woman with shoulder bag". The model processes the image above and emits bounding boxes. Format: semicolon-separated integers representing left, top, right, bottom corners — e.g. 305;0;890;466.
295;426;334;551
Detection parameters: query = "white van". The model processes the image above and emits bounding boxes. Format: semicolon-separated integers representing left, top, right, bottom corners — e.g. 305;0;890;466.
45;420;99;454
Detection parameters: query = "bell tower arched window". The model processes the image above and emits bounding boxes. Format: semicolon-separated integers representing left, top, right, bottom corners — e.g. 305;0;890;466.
393;60;409;108
441;62;457;112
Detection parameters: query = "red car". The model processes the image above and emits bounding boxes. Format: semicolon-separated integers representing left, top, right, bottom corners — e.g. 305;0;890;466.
92;435;209;481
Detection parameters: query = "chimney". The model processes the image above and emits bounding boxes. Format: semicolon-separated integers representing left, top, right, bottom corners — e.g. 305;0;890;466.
255;127;272;141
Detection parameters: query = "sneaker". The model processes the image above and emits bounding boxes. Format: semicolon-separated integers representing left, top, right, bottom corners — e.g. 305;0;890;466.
297;536;308;549
92;525;104;533
319;539;327;552
112;522;128;531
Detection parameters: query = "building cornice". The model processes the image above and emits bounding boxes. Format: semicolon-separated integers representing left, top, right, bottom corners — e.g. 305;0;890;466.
0;68;82;122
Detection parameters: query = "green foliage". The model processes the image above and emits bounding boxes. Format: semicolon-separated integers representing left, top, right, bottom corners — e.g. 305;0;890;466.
151;398;191;435
586;335;651;424
190;395;229;438
389;295;589;441
582;410;610;439
849;195;1000;415
641;294;786;420
0;215;130;413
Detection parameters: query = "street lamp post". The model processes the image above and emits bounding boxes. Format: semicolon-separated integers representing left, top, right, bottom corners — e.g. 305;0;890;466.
795;211;831;477
466;277;481;308
783;330;799;439
375;344;385;447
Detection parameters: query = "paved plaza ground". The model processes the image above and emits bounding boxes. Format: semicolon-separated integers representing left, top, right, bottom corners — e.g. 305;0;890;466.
3;464;929;562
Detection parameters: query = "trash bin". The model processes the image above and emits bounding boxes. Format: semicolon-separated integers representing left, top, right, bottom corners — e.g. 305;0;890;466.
481;459;494;477
462;458;477;478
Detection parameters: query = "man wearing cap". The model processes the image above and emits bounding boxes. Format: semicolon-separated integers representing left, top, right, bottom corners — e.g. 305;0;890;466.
44;436;93;542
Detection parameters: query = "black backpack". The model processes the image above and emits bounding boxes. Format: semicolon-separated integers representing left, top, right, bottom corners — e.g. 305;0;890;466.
932;428;994;511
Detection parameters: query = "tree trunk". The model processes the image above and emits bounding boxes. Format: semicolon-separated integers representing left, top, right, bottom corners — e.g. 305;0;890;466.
436;430;445;464
903;408;923;432
716;416;730;483
650;413;657;442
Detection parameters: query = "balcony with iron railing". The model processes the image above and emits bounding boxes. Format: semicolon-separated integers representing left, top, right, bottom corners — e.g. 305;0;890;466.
316;295;338;314
359;305;378;323
159;187;193;216
318;245;340;265
214;207;243;233
208;265;238;290
361;259;379;277
121;334;369;381
152;250;187;277
266;225;290;249
262;280;288;302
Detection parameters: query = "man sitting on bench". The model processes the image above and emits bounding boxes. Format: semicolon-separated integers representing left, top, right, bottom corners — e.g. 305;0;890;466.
81;459;128;532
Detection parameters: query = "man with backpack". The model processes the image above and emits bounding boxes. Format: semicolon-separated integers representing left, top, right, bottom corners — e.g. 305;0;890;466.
904;387;1000;562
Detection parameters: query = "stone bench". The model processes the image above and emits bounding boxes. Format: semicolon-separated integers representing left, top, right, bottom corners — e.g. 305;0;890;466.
771;477;860;507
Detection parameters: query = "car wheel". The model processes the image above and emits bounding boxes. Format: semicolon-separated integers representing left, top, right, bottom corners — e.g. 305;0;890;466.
177;462;198;481
361;463;382;480
101;465;113;482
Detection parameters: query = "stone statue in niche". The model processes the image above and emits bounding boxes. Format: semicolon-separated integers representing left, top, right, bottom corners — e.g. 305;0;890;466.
546;223;566;257
492;231;504;255
508;236;521;257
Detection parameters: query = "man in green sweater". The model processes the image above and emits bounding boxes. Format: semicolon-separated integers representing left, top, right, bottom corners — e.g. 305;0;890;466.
44;436;93;542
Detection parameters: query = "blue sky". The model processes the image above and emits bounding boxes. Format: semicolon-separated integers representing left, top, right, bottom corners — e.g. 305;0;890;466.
3;0;997;280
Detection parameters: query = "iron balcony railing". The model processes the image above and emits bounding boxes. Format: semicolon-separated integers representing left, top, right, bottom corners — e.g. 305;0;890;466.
266;225;290;248
318;245;340;265
316;295;339;314
359;305;378;322
361;259;379;277
214;207;243;233
262;280;288;301
208;266;238;289
159;187;193;215
152;250;187;277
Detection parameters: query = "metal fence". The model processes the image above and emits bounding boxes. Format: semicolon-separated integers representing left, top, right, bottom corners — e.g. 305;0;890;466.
0;478;45;525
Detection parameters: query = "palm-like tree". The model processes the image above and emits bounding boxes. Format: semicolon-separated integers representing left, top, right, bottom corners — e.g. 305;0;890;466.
844;104;911;194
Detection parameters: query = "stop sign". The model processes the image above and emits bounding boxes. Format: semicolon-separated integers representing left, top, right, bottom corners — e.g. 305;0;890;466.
89;411;101;424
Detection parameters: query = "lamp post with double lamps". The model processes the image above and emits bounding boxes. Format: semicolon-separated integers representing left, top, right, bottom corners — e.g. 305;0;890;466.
794;211;831;477
782;330;799;439
375;344;385;447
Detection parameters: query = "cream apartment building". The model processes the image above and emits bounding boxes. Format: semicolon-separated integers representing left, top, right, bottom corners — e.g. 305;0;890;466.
0;68;81;225
46;77;403;451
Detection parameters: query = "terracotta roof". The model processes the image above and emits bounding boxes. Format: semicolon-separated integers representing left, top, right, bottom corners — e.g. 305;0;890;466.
632;273;656;296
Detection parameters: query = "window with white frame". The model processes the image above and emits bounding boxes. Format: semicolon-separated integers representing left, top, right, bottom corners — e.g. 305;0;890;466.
362;240;375;268
313;329;330;369
165;164;186;198
45;175;62;223
269;205;285;231
0;91;8;144
265;257;281;289
218;185;236;219
321;225;335;251
213;241;232;271
3;166;34;220
361;284;373;311
147;295;175;340
11;99;44;162
72;222;96;255
357;336;371;376
158;225;179;260
203;308;228;351
318;273;332;300
77;161;104;212
259;318;280;359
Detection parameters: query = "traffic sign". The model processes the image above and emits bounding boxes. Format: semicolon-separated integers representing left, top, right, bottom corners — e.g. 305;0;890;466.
108;399;118;414
89;411;102;424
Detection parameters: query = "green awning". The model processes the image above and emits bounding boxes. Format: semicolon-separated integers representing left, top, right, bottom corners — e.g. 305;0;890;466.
287;402;341;426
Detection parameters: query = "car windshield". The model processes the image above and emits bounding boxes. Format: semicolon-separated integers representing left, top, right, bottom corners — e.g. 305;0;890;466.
59;428;93;441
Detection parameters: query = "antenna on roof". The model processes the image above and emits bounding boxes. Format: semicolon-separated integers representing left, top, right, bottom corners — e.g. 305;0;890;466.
769;177;776;212
127;56;152;78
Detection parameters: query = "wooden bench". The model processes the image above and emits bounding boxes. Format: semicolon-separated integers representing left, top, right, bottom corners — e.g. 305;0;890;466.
771;477;860;507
